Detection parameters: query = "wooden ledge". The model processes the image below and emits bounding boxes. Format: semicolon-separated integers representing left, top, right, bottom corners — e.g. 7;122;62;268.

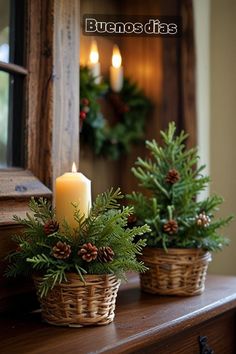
0;274;236;354
0;170;51;226
0;170;51;200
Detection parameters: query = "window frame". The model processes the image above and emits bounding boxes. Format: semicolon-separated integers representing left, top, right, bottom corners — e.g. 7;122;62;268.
0;0;27;167
0;0;80;227
0;0;79;313
0;0;54;181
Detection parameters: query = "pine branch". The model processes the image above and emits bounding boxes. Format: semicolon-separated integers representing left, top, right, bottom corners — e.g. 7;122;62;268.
5;262;23;278
29;197;54;222
90;187;123;217
27;254;58;270
38;266;68;297
74;264;87;282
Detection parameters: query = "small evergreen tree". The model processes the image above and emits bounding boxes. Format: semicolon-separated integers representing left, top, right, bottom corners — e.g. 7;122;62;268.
127;122;233;251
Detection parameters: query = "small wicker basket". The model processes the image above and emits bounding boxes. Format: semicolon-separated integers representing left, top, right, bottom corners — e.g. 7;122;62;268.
139;247;212;296
34;273;120;327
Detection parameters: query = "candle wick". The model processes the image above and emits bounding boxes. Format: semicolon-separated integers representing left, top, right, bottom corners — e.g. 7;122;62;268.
72;162;77;173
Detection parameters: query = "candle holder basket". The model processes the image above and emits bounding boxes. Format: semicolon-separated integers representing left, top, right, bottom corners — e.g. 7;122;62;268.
138;248;212;296
5;188;150;327
34;273;120;327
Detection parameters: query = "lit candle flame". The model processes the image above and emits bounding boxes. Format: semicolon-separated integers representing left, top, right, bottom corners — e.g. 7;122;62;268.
89;40;99;64
112;45;122;68
72;162;77;173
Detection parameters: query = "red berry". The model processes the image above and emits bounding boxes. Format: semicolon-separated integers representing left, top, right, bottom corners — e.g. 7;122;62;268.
80;111;87;120
81;98;89;106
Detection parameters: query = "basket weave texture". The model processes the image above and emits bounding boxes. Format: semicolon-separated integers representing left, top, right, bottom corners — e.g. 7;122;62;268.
139;248;212;296
34;273;120;326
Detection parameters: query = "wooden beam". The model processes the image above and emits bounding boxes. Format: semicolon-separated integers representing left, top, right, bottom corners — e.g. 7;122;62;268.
180;0;197;148
25;0;54;188
53;0;80;188
26;0;80;189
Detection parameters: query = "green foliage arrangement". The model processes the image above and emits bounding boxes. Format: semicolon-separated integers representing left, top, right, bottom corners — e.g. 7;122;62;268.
5;188;150;297
127;122;233;251
80;66;151;160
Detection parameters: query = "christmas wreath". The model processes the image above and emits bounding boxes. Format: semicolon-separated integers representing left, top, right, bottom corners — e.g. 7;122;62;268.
80;66;151;160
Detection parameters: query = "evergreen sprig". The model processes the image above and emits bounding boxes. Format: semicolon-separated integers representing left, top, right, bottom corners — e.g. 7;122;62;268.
127;122;233;251
5;188;150;297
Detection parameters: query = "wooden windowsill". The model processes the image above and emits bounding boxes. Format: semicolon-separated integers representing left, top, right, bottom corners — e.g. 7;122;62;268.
1;274;236;354
0;169;51;199
0;169;51;226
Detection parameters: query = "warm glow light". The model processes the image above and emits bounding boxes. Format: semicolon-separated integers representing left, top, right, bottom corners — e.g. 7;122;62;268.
72;162;77;173
89;40;99;64
112;45;122;68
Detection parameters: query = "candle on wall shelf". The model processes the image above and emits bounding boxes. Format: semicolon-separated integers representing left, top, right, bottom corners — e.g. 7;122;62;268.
110;45;123;92
55;162;91;229
88;40;101;84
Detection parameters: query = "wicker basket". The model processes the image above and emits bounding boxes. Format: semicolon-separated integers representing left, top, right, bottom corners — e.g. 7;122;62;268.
139;248;212;296
33;273;120;327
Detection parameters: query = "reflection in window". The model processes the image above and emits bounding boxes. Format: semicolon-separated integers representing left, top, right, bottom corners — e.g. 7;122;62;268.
0;71;9;167
0;0;10;63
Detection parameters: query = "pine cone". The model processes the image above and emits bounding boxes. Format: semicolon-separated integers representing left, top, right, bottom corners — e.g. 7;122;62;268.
196;212;211;227
97;246;114;263
78;243;98;262
163;219;178;235
165;169;180;184
44;220;59;235
52;241;71;259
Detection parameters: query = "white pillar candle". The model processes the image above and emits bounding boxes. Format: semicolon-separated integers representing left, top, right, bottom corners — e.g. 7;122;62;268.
110;45;123;92
55;163;91;229
88;40;101;84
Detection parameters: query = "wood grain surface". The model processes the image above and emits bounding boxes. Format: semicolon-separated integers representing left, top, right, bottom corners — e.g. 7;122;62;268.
1;274;236;354
0;170;51;201
26;0;80;190
79;0;197;196
26;0;54;187
53;0;80;190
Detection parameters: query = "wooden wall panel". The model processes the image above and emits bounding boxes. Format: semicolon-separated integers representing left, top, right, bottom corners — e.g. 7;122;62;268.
53;0;80;187
160;0;196;147
180;0;196;148
26;0;80;190
119;0;163;194
79;0;196;194
79;0;122;198
79;0;163;196
26;0;54;188
80;0;121;74
160;0;181;133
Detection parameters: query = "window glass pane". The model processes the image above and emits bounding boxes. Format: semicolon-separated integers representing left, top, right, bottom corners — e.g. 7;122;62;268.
0;0;10;63
0;0;25;169
0;71;9;167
